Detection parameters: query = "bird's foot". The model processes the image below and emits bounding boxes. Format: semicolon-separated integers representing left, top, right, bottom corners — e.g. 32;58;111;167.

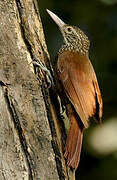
32;60;54;88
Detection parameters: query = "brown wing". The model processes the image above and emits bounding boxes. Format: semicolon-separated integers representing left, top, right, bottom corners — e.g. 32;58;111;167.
57;51;103;128
90;62;103;122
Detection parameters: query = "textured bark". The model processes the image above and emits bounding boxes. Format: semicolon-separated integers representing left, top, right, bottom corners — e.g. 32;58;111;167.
0;0;75;179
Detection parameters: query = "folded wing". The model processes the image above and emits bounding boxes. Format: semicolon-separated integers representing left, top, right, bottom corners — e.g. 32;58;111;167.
57;51;102;128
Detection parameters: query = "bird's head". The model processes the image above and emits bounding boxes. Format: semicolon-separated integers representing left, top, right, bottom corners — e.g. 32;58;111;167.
47;9;90;55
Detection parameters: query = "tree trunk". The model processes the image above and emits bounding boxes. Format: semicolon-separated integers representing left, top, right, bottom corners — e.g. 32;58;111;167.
0;0;75;179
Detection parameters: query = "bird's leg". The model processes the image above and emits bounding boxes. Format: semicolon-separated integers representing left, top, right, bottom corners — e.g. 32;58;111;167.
32;59;54;88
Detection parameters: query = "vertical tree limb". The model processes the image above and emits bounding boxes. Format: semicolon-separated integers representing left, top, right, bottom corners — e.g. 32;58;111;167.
0;0;75;179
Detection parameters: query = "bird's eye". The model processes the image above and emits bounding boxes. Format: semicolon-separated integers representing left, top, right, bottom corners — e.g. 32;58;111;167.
67;27;72;33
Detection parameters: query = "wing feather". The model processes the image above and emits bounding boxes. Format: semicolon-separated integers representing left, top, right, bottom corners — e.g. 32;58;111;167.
57;51;102;127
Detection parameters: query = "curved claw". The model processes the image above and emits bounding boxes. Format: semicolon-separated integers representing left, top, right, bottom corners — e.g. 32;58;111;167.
32;60;54;88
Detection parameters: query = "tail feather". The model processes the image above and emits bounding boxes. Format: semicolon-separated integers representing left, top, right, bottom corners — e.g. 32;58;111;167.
64;112;83;169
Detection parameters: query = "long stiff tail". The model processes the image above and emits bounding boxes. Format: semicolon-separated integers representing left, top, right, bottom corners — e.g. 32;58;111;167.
64;112;83;169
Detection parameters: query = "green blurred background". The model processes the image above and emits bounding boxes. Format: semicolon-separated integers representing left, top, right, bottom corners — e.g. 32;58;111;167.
39;0;117;179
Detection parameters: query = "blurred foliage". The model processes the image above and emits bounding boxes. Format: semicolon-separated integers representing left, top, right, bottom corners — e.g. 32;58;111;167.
39;0;117;179
99;0;117;5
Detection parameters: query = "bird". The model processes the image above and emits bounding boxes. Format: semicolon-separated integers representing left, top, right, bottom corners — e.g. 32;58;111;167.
47;9;103;169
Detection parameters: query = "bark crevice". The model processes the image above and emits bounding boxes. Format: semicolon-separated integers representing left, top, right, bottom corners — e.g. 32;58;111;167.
4;88;34;179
